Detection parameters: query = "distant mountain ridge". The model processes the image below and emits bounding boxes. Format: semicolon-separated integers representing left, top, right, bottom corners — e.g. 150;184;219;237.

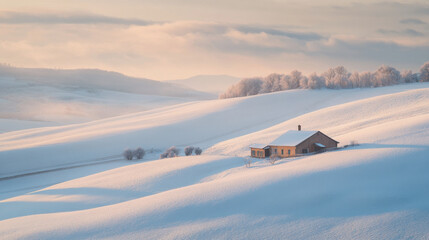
0;65;209;98
0;65;213;129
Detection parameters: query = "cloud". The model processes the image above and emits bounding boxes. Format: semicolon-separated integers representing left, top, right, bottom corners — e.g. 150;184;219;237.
307;37;429;70
377;28;425;37
0;11;153;25
0;17;427;80
400;18;426;25
235;26;323;41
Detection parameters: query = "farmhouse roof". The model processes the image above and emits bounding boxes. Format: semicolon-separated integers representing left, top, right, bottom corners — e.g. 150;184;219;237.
249;143;270;149
269;130;318;146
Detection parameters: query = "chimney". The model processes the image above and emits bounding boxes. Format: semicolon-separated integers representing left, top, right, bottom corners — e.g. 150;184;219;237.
298;125;301;131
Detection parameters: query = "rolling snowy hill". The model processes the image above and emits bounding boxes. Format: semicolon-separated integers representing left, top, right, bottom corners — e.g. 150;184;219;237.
0;65;212;132
0;83;429;239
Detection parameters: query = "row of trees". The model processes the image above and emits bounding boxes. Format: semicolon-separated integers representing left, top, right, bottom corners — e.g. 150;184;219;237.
220;62;429;99
160;146;203;159
123;146;203;160
123;147;145;160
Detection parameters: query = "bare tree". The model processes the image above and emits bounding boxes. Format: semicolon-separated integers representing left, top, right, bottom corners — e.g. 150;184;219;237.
267;154;279;165
244;157;252;168
194;147;202;155
123;149;133;160
133;147;145;159
184;146;194;156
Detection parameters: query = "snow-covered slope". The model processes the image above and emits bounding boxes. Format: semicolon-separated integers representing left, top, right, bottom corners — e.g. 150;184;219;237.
167;75;240;94
1;83;428;177
0;83;429;239
0;66;211;130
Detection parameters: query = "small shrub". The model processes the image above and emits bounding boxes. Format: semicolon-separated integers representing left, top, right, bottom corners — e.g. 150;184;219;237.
160;146;180;159
184;146;194;156
267;154;279;165
123;149;133;160
133;147;145;159
244;157;252;168
194;147;202;155
350;140;359;146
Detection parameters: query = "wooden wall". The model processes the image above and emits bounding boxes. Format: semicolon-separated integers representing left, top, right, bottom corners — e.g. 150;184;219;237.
295;131;338;154
269;146;296;158
250;147;266;158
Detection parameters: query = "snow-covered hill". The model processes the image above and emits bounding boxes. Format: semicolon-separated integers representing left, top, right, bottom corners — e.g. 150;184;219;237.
0;66;212;131
0;83;429;239
167;75;240;94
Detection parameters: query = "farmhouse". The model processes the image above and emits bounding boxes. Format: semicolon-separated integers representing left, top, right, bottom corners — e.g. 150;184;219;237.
250;126;338;158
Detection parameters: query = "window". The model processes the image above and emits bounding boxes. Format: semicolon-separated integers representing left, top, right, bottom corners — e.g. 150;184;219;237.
274;149;277;154
302;149;308;154
281;149;284;155
288;149;291;155
252;150;255;156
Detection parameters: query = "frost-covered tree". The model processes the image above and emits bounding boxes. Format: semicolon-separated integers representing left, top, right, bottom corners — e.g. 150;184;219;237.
194;147;202;155
373;65;401;86
358;72;373;88
160;146;180;159
299;76;309;89
288;70;303;89
133;147;145;159
184;146;194;156
349;72;360;88
123;149;133;160
323;66;350;89
218;62;429;99
261;73;283;93
219;77;263;99
280;74;291;90
401;70;419;83
420;62;429;82
307;73;325;89
333;66;351;88
323;68;336;89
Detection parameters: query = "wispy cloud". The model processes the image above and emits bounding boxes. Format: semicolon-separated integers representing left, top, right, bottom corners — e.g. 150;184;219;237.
0;11;153;25
235;26;323;41
377;28;425;37
400;18;426;25
0;5;428;79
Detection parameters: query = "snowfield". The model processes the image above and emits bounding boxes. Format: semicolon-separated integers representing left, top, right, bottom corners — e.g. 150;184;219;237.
1;83;429;239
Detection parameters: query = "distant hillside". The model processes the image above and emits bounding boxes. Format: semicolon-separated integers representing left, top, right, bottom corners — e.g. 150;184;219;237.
0;65;213;129
168;75;240;94
0;65;209;98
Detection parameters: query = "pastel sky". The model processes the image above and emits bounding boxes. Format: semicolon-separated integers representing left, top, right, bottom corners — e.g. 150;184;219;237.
0;0;428;80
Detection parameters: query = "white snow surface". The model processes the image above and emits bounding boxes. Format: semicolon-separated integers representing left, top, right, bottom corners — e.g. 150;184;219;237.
269;130;318;146
1;82;429;239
